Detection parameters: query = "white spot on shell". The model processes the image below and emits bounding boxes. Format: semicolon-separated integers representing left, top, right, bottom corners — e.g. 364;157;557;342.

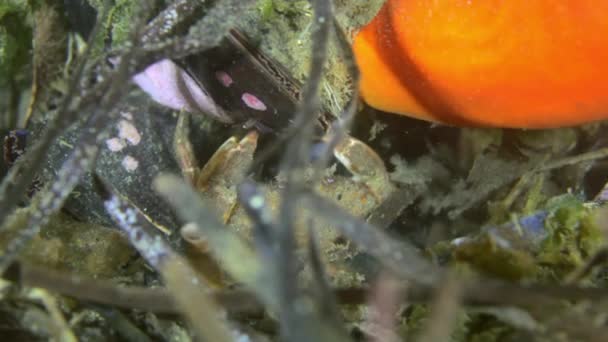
106;138;126;152
118;120;141;146
215;71;233;87
121;155;139;172
241;93;267;111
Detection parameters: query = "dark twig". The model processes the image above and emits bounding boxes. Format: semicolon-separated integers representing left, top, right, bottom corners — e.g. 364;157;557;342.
0;1;148;269
96;175;233;342
8;262;265;315
312;18;361;171
0;110;113;273
416;272;464;342
276;0;332;339
237;180;276;262
10;262;608;316
308;226;348;334
93;306;153;342
272;1;353;341
0;2;111;228
153;175;275;308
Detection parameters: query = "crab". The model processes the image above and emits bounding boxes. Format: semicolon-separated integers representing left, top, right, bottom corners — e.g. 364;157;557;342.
172;111;395;285
3;0;395;291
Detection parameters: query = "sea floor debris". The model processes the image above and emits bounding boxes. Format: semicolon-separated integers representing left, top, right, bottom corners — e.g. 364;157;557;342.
1;1;608;341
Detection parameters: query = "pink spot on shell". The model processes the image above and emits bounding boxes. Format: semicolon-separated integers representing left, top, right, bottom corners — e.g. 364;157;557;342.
242;93;267;111
215;71;233;87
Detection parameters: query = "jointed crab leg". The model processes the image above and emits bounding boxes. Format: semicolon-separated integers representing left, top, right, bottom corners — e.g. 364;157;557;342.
173;112;200;184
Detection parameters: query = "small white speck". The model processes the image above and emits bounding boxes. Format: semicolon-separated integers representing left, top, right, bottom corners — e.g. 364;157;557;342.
167;9;177;20
249;195;264;209
121;155;139;172
120;111;133;120
233;330;252;342
106;138;126;152
450;237;471;246
118;120;141;146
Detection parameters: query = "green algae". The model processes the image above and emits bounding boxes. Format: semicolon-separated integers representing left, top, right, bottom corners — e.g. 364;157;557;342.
87;0;140;54
398;304;518;342
0;1;32;89
536;195;604;279
0;0;33;127
238;0;385;116
449;194;606;282
453;235;538;281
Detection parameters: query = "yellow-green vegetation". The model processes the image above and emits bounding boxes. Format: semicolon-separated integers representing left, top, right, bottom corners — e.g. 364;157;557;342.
536;195;604;279
87;0;140;53
0;208;138;279
0;1;32;88
453;234;539;281
240;0;385;116
0;0;33;126
450;194;605;282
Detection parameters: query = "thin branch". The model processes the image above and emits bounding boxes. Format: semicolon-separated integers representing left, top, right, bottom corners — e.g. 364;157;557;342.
96;175;233;342
276;0;333;340
153;175;275;308
299;191;440;285
416;272;465;342
12;263;608;314
0;2;111;227
0;111;111;272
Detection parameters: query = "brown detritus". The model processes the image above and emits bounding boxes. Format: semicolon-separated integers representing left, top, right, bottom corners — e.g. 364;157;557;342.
417;272;465;342
363;273;403;342
0;209;135;280
25;3;68;124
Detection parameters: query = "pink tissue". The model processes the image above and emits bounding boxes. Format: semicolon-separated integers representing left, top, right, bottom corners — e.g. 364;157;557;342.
132;59;230;122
